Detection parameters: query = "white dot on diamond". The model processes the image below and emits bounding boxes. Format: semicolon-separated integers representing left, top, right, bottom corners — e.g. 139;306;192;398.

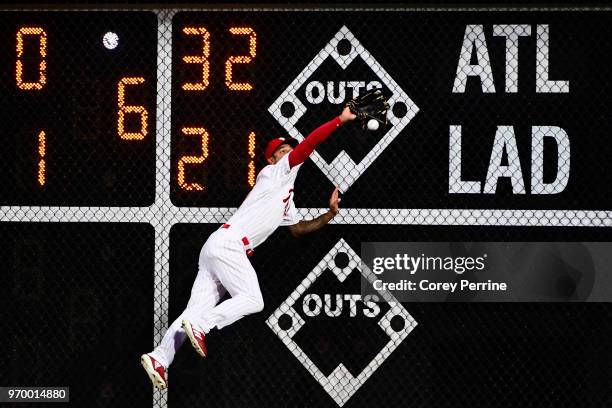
102;32;119;50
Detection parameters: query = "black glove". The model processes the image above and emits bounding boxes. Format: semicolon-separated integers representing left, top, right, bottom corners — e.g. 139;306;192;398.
346;89;390;128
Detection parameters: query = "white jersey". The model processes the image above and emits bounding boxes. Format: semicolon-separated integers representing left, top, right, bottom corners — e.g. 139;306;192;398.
150;155;298;367
147;126;338;370
225;153;302;248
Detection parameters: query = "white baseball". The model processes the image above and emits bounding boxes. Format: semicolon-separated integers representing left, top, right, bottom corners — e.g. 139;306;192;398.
103;32;119;50
367;119;379;131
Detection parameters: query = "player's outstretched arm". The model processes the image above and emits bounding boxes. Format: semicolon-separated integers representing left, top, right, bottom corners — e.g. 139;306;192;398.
288;107;356;168
288;188;341;238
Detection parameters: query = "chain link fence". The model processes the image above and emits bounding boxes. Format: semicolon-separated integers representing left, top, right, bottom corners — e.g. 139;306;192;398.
1;7;611;408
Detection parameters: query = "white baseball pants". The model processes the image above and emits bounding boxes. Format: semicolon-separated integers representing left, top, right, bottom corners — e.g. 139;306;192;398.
150;228;264;367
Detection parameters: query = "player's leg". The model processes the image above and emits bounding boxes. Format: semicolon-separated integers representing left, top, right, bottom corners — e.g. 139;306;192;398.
142;264;224;388
146;258;225;368
183;238;263;343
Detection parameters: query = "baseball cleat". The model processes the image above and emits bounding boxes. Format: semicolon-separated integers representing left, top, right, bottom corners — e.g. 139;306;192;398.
140;354;168;390
182;319;208;358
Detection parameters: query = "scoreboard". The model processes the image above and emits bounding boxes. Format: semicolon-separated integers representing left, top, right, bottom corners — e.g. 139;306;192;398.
1;10;611;210
0;12;157;206
1;7;611;408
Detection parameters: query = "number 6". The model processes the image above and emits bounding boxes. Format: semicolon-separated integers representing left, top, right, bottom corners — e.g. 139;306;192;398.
117;77;148;140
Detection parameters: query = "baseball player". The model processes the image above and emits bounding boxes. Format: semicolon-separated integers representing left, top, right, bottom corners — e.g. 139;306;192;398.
141;90;389;389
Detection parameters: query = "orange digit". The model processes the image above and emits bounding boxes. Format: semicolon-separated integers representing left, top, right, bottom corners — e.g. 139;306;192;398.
16;27;47;90
226;27;256;91
247;131;256;187
117;77;148;140
178;127;209;191
38;130;46;186
182;27;211;91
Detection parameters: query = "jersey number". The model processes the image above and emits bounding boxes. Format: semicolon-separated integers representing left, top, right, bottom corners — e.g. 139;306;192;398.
282;188;294;216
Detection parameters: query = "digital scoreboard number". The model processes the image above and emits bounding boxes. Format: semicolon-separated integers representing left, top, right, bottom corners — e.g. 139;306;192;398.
171;11;612;210
0;12;157;206
0;8;610;408
1;10;610;211
171;13;264;207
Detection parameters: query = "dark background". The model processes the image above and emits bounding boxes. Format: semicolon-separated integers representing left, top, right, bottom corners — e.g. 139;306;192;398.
168;223;612;407
0;222;154;407
4;1;612;7
0;12;157;206
171;11;612;210
1;6;611;408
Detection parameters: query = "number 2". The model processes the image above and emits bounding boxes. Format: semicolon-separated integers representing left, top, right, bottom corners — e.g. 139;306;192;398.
177;127;209;191
225;27;257;91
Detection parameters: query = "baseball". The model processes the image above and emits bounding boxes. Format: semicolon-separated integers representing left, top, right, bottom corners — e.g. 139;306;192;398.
102;32;119;50
367;119;379;131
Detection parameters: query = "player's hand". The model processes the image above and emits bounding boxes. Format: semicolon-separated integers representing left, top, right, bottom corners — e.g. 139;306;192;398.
339;106;357;123
329;187;341;216
344;89;389;128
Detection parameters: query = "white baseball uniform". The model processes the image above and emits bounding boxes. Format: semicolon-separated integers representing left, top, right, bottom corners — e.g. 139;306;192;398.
150;153;302;367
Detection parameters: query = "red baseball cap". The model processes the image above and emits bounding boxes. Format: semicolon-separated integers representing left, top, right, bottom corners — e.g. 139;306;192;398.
265;137;299;160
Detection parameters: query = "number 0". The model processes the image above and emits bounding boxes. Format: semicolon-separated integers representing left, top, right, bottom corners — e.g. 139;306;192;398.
16;27;47;90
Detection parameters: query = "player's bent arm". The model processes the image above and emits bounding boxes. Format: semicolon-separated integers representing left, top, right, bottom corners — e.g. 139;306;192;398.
288;107;356;168
288;187;341;238
288;211;336;238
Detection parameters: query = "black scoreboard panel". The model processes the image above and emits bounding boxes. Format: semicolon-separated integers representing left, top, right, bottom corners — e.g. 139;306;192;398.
168;224;612;407
0;7;611;408
0;12;157;206
0;222;154;406
1;10;609;210
171;11;612;210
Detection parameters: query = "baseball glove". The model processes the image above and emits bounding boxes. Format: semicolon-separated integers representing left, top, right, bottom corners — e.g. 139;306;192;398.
346;89;390;128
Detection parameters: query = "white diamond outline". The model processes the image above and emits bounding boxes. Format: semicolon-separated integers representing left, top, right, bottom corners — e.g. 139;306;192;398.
266;238;417;406
268;26;419;193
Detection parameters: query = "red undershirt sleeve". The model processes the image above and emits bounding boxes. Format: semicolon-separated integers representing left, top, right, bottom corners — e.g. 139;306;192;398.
288;117;343;168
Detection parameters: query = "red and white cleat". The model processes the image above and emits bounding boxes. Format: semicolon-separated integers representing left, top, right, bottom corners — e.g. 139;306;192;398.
182;319;208;358
140;354;168;390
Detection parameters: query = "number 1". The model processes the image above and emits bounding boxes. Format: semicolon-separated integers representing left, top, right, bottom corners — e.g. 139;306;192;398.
247;131;256;187
38;130;46;186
